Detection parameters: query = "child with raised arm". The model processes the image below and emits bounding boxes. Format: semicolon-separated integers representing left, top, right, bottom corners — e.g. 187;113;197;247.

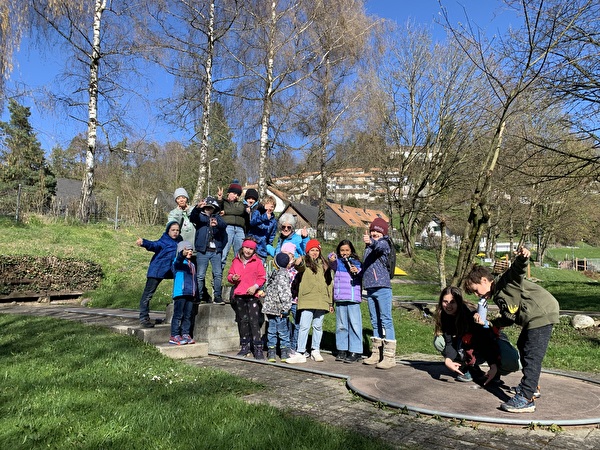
247;195;278;261
169;241;197;345
464;247;559;413
227;239;267;360
328;240;363;363
136;221;182;328
286;239;333;364
361;218;397;369
262;252;294;362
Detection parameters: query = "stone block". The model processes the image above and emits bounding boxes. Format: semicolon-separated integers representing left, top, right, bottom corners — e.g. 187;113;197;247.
156;342;209;359
193;303;239;353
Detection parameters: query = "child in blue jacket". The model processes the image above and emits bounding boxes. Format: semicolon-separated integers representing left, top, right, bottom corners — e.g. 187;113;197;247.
170;241;197;345
328;240;363;363
136;221;182;328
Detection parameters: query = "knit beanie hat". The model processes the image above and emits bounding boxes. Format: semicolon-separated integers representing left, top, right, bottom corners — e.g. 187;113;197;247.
370;218;389;236
173;187;189;201
244;188;259;201
177;241;193;253
305;239;321;254
275;252;290;269
281;242;296;255
227;179;243;195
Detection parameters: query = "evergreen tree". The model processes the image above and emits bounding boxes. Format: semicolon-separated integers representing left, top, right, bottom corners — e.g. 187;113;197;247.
0;99;56;213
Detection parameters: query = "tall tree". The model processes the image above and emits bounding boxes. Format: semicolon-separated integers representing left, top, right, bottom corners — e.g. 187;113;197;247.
0;99;55;213
443;0;593;285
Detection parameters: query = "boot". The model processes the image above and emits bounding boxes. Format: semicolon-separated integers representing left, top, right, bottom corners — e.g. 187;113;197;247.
236;338;251;357
376;339;397;369
253;340;265;360
363;337;383;365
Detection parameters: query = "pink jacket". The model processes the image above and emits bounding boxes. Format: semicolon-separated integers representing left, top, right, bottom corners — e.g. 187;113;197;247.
227;253;266;297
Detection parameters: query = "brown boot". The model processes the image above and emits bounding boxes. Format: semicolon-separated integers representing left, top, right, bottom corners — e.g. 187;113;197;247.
363;337;383;365
376;339;397;369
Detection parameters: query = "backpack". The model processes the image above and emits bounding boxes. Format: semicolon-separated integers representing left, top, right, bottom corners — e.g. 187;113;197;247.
386;237;397;278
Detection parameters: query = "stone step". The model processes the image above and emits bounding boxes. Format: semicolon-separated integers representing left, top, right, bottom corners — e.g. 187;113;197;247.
155;342;209;359
129;324;172;344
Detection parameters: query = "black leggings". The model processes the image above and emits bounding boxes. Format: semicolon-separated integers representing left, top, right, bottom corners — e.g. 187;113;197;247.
232;295;263;343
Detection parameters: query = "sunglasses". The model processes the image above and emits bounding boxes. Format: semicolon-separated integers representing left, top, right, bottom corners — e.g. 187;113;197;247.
281;225;293;231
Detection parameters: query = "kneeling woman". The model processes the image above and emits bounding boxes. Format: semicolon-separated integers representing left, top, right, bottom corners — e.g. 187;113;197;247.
434;286;503;384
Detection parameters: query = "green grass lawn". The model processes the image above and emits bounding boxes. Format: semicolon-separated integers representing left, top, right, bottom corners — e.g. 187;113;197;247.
0;314;391;450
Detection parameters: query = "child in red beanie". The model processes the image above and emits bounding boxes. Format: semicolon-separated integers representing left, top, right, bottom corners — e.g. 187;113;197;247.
286;239;333;364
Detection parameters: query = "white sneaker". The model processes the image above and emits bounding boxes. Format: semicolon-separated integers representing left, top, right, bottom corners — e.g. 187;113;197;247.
311;350;324;362
286;352;307;364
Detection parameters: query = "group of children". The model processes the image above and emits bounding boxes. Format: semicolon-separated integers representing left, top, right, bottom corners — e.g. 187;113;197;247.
138;183;559;413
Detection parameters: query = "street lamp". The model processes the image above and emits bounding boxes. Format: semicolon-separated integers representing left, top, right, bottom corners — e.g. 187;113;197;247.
207;158;218;197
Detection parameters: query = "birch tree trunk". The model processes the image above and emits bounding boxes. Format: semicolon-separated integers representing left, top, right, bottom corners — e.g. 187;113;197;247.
78;0;106;222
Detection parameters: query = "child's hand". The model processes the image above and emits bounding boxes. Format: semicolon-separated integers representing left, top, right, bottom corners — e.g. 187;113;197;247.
328;252;337;262
517;247;531;259
217;187;223;200
231;274;241;282
473;312;484;325
136;238;143;246
363;232;371;244
294;256;303;266
483;364;498;386
300;226;308;238
246;285;258;295
329;305;334;313
444;358;464;375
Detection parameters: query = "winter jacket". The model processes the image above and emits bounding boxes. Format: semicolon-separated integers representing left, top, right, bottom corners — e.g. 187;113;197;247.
227;253;267;297
141;221;182;279
361;236;392;290
189;207;227;253
490;254;560;330
168;206;196;249
440;304;501;367
219;199;248;229
296;259;332;311
261;268;293;315
247;209;278;259
330;257;362;303
267;232;309;257
172;251;196;299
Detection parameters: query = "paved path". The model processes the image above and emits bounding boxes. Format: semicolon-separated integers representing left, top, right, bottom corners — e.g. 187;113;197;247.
2;303;600;449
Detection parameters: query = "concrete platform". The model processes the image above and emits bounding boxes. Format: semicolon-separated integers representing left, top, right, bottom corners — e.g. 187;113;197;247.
213;351;600;427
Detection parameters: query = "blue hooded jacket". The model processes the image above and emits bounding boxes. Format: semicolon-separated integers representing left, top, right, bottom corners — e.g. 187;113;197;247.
141;221;182;279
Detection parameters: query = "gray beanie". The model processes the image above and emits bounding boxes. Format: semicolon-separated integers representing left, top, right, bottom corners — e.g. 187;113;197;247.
173;187;189;201
177;241;193;253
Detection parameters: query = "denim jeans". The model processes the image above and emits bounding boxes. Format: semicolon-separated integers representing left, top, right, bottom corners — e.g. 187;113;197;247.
366;287;395;340
288;303;299;350
517;324;553;400
296;309;326;353
221;225;245;269
139;277;162;322
267;314;291;349
335;301;363;353
170;296;194;337
196;251;223;301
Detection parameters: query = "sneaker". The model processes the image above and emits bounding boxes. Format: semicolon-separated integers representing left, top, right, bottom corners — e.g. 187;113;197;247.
182;334;195;345
267;347;277;362
286;352;307;364
310;350;324;362
335;350;347;362
456;371;473;382
140;319;154;328
501;394;536;413
508;385;541;399
169;335;186;345
212;297;225;305
280;348;290;362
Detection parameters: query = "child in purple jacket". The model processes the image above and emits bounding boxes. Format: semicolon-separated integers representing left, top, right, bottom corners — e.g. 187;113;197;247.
328;240;363;363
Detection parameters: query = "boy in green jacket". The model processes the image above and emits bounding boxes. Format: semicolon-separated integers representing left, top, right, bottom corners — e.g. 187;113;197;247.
465;247;559;413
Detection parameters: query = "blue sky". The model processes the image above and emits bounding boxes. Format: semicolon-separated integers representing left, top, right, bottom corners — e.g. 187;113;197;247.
3;1;516;153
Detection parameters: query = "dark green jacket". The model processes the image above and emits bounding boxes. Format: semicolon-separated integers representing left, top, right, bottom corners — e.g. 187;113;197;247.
491;255;559;330
219;199;248;230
